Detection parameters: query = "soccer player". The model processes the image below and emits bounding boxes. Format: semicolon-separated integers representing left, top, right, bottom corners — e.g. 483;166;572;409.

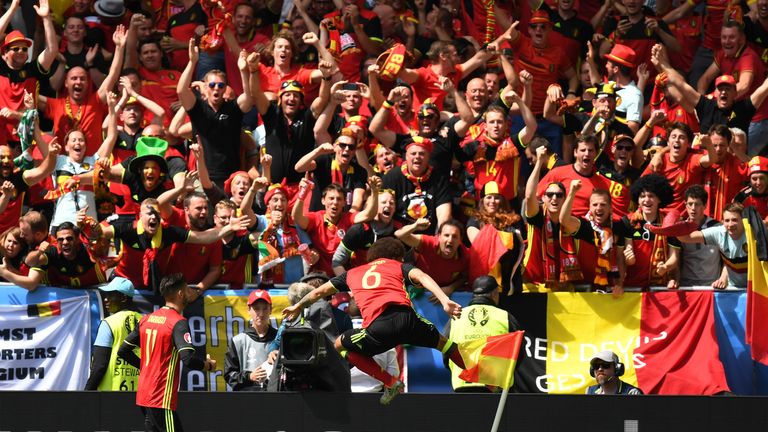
118;273;216;432
282;237;465;405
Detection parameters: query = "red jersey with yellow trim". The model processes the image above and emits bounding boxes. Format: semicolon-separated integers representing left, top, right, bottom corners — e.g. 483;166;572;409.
537;165;630;218
0;60;46;145
111;221;190;289
464;134;523;200
257;63;318;103
641;152;706;214
412;64;464;110
415;234;468;288
44;91;106;156
139;66;180;120
705;154;748;219
305;211;357;276
134;307;193;410
507;35;572;114
330;258;414;327
167;3;208;71
323;9;383;83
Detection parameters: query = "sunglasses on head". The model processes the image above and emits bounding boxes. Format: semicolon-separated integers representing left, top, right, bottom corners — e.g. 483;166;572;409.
208;82;226;89
281;80;301;89
592;362;614;370
545;191;565;198
8;46;28;53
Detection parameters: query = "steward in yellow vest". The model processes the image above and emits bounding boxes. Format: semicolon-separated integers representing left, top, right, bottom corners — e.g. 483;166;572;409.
444;275;522;392
85;277;143;391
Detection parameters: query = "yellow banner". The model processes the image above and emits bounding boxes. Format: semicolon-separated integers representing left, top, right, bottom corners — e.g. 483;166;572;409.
546;292;642;394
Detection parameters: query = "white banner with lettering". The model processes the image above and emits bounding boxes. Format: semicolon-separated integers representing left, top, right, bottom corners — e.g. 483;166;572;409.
0;295;91;390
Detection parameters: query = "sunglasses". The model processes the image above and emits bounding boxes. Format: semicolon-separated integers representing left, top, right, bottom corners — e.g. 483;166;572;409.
545;191;565;199
593;362;614;370
530;24;548;30
337;142;356;149
9;46;28;53
208;82;226;89
56;236;75;242
615;145;634;151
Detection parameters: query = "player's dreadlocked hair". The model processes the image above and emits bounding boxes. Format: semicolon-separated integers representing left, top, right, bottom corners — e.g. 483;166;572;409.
630;174;675;209
367;237;406;262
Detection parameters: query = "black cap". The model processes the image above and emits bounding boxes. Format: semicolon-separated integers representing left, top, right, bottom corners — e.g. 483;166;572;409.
300;272;329;284
472;276;498;295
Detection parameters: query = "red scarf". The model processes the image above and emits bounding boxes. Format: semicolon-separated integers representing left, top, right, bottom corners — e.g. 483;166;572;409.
401;164;432;194
541;208;583;289
629;211;669;286
475;136;519;163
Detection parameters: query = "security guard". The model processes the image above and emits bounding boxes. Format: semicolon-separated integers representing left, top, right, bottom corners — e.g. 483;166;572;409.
84;277;143;391
444;276;521;392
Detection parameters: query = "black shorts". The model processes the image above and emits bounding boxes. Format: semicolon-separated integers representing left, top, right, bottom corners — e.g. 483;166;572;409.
340;305;440;356
141;406;183;432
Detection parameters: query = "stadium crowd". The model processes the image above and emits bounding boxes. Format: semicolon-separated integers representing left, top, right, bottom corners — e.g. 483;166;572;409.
0;0;765;320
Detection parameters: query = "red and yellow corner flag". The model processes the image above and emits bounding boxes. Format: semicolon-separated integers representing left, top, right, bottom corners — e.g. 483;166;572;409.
459;331;524;388
744;208;768;365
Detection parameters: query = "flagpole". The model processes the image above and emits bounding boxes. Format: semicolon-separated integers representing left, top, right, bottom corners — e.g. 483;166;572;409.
490;386;509;432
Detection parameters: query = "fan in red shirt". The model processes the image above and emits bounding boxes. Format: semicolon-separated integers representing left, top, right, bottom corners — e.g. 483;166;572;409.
321;0;383;82
538;135;631;219
643;122;713;214
118;273;217;432
702;124;749;219
397;39;494;110
282;237;465;405
292;177;379;276
735;156;768;220
222;3;271;94
500;12;578;115
41;25;127;155
0;1;59;146
396;218;469;294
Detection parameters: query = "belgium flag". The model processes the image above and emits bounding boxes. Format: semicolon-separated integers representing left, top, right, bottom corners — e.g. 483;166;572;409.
744;206;768;365
27;300;62;317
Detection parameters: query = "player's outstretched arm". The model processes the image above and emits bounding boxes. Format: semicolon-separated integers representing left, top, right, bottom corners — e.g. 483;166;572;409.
409;267;462;319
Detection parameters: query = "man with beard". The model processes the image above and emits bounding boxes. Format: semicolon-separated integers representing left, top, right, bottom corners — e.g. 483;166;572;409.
0;0;59;146
165;192;224;294
252;52;334;205
178;39;253;188
371;78;474;175
332;188;399;274
396;218;469;295
222;3;270;95
0;142;60;235
651;44;768;134
586;351;642;395
560;181;626;295
293;177;379;277
537;134;630;218
295;128;368;212
118;273;217;432
40;25;127;156
735;156;768;219
89;197;249;291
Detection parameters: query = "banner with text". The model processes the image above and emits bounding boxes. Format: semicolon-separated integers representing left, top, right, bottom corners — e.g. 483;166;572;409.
0;295;91;390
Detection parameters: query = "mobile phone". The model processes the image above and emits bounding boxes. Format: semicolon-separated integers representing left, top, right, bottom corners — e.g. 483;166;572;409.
619;15;629;22
342;83;359;91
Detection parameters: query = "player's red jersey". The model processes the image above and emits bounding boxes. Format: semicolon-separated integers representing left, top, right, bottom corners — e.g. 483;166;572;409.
135;307;193;410
331;258;413;327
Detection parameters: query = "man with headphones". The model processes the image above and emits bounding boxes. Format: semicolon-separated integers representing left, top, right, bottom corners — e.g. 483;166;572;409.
586;350;643;395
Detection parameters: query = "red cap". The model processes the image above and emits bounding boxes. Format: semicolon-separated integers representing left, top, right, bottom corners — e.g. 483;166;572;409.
3;30;32;51
749;156;768;175
224;171;250;195
264;183;287;205
530;10;551;25
404;136;434;154
247;289;272;305
715;75;737;87
605;44;637;69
